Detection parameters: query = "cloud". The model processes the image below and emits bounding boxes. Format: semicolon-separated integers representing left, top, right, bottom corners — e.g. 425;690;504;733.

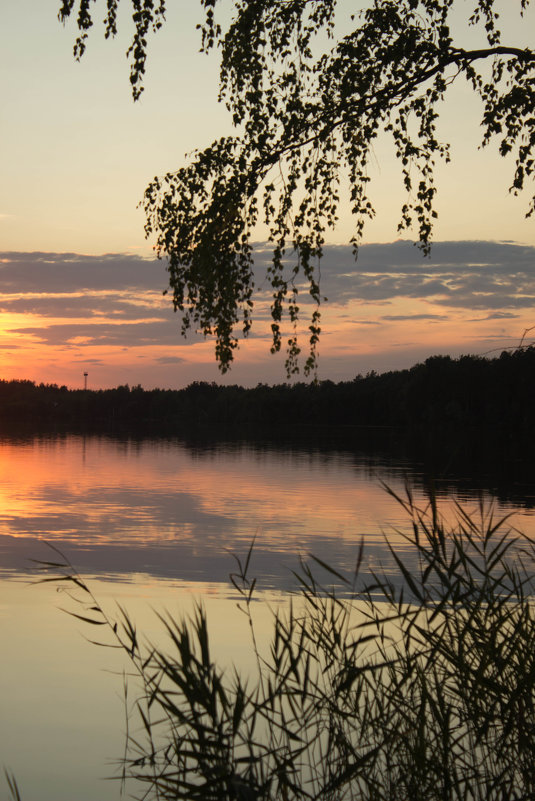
0;293;169;319
0;252;168;293
433;292;535;310
381;313;446;321
10;320;201;348
469;312;520;322
310;241;535;309
1;241;534;353
253;238;535;273
3;240;534;311
156;356;186;364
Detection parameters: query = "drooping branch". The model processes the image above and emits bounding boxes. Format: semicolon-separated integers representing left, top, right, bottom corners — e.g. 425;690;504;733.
57;0;535;375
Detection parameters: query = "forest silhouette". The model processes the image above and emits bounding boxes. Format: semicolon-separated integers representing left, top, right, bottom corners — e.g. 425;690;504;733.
2;347;533;434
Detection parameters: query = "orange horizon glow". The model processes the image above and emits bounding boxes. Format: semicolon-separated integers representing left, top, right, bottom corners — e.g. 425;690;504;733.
0;296;530;391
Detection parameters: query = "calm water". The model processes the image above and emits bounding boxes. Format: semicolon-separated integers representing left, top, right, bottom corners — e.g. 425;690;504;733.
1;433;534;800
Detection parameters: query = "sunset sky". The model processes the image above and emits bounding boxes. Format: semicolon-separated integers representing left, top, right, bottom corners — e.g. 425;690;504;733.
2;0;534;389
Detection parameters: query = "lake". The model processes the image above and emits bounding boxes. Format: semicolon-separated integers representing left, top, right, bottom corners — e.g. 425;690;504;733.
1;431;534;800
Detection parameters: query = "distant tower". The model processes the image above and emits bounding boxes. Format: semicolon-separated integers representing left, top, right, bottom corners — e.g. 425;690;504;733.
83;372;88;391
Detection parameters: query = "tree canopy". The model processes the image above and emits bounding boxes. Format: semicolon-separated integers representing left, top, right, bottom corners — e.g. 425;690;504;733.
57;1;535;374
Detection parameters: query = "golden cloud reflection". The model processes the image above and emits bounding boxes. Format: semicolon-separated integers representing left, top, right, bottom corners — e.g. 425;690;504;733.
0;434;532;590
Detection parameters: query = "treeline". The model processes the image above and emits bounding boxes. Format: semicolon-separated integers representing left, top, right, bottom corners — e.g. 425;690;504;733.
1;347;534;433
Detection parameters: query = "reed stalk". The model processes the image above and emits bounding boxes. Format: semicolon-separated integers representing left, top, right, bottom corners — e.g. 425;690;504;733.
15;491;535;800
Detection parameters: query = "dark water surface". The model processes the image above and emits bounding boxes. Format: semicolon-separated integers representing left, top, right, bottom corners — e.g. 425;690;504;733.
1;431;534;800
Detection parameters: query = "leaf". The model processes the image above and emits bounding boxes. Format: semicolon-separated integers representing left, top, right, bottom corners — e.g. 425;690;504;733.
61;609;106;625
4;770;22;801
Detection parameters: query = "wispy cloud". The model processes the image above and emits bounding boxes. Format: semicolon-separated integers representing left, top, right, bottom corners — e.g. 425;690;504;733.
247;240;535;316
0;294;167;319
11;321;200;348
156;356;186;365
293;240;535;310
468;312;520;322
0;252;167;292
2;241;534;324
381;313;446;321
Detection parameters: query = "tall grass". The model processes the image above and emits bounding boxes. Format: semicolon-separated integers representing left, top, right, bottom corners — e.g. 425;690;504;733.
28;489;535;800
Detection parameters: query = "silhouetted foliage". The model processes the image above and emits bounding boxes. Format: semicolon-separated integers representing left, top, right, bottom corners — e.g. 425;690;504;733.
57;1;535;372
28;493;535;800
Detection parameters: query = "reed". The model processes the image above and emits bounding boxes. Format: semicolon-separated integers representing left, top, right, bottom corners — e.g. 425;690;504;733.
22;490;535;800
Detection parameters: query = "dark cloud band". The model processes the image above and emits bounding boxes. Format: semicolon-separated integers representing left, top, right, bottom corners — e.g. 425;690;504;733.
0;240;534;351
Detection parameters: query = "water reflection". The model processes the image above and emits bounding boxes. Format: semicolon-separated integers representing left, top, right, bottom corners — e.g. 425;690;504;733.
1;432;534;801
1;575;275;801
0;432;533;590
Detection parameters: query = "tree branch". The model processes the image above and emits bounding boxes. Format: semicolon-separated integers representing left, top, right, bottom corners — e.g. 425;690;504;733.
256;44;535;170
